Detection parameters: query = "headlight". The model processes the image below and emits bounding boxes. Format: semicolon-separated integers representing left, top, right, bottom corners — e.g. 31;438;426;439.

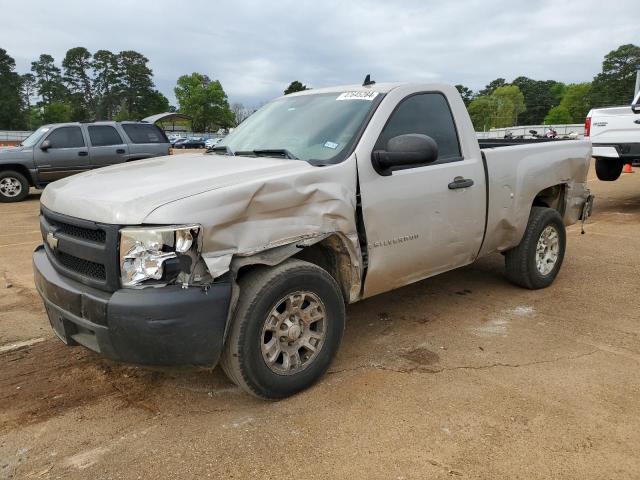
120;225;201;288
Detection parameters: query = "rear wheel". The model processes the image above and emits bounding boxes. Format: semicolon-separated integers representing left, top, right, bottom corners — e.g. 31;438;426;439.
595;157;623;181
221;259;345;399
505;207;566;289
0;170;29;202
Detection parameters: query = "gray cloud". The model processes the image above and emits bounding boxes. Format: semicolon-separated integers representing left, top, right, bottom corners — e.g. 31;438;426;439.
1;0;638;107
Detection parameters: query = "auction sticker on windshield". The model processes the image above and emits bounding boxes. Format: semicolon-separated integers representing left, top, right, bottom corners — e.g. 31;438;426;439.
336;91;379;101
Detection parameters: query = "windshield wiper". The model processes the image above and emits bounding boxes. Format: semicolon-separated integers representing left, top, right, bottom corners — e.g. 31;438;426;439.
253;148;298;160
207;145;234;155
234;148;298;160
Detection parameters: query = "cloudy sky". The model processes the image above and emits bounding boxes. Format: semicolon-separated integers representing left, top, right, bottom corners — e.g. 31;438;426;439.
1;0;638;107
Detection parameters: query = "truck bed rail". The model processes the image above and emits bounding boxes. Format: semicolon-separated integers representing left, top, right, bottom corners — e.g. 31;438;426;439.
478;138;574;149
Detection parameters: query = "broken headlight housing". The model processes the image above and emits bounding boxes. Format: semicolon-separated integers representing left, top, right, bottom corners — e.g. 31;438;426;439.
119;225;201;288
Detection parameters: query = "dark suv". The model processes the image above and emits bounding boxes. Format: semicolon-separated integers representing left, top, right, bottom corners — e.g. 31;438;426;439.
0;121;170;202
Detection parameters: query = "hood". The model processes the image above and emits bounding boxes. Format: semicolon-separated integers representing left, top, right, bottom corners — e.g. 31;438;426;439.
0;145;27;154
41;153;313;224
0;145;34;163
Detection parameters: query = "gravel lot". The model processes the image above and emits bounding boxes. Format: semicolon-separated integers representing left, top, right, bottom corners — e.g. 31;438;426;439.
1;162;639;479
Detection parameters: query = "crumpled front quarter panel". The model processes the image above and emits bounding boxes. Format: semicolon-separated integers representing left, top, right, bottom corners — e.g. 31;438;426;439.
143;157;359;277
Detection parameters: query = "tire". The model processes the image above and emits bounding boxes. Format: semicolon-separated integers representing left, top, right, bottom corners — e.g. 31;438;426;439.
595;157;622;181
505;207;566;289
220;259;345;399
0;170;29;203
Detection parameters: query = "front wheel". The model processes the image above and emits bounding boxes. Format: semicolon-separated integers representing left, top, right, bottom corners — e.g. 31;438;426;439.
220;259;345;399
595;157;622;181
505;207;566;289
0;170;29;202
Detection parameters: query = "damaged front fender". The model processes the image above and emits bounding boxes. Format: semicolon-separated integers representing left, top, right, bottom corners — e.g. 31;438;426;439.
143;156;363;301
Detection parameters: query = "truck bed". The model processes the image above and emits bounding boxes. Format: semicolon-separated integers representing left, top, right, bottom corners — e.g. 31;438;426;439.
477;139;591;259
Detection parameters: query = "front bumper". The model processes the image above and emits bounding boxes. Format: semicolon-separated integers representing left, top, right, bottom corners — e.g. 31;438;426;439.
33;246;232;366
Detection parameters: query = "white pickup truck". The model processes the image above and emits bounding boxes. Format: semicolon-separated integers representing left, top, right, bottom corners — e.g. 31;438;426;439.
33;81;593;399
587;90;640;180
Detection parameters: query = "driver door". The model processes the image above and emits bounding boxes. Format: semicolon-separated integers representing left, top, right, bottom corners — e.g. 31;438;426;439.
34;126;90;184
356;90;487;298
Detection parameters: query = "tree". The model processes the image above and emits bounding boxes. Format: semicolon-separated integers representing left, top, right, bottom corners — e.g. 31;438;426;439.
467;85;526;130
492;85;526;127
31;54;67;108
512;77;565;125
478;78;506;97
139;89;170;116
559;83;592;122
41;102;72;124
21;73;37;129
549;82;567;106
544;106;573;125
62;47;94;121
21;74;36;109
467;96;498;131
0;48;25;129
591;44;640;106
230;102;251;126
175;73;234;131
117;50;156;119
93;49;122;120
455;84;474;106
284;81;308;95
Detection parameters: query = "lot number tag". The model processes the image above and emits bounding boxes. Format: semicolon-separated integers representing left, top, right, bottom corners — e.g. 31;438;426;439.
336;91;379;101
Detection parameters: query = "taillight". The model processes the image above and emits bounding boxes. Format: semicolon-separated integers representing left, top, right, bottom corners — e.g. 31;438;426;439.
585;117;591;137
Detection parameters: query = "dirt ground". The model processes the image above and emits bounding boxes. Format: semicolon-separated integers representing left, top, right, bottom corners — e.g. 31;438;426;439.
1;163;639;479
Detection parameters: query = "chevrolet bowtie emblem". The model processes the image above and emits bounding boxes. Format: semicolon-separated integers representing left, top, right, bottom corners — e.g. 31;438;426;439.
46;231;59;250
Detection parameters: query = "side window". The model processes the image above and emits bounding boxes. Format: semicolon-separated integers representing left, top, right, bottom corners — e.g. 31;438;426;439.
46;127;85;149
88;126;123;147
122;124;168;144
375;93;462;164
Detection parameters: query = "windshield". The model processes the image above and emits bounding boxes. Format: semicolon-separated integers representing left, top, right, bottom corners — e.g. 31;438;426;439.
21;126;51;147
217;91;381;164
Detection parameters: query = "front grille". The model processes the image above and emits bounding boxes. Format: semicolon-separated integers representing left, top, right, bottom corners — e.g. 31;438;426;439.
43;210;106;244
56;251;106;281
40;207;120;291
54;222;106;243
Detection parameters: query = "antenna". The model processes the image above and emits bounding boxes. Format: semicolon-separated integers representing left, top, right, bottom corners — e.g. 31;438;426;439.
363;74;376;86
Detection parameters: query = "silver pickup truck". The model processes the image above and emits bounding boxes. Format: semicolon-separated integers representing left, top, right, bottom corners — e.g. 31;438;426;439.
0;121;170;202
33;82;593;399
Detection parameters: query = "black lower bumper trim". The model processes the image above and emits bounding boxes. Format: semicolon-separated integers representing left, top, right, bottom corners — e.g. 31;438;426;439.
33;245;232;367
593;143;640;159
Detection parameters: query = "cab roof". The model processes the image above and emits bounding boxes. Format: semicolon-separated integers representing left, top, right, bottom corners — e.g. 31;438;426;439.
283;82;454;99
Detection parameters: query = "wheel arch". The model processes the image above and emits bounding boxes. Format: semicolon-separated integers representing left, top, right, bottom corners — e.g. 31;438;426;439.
0;164;35;186
231;233;362;305
532;183;566;215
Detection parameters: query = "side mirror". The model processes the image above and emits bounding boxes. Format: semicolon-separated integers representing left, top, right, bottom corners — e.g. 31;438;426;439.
632;104;640;114
40;139;51;151
372;134;438;176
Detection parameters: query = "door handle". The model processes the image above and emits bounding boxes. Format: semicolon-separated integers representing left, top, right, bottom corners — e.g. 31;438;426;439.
448;177;474;189
78;151;88;157
116;149;126;154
